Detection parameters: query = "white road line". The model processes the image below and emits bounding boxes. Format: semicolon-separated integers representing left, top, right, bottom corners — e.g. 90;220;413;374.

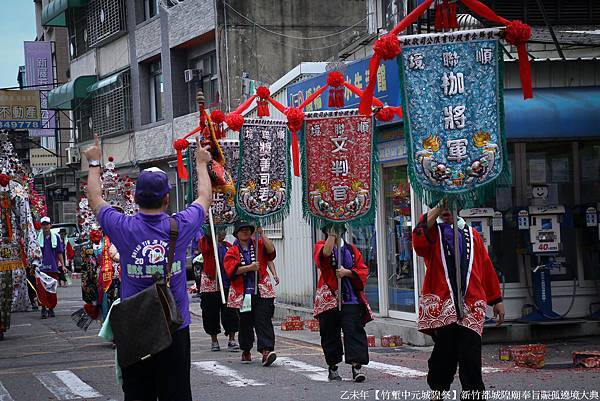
366;361;428;378
193;361;266;387
0;382;15;401
35;370;102;400
275;357;329;382
10;323;32;328
482;367;503;373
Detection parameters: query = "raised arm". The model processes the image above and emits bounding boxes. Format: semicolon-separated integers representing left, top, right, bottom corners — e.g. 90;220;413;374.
322;231;337;258
193;139;213;212
256;227;275;255
82;136;108;215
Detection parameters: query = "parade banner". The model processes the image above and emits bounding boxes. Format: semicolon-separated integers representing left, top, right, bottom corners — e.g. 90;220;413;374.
236;119;290;225
302;110;376;227
399;29;509;207
188;140;239;226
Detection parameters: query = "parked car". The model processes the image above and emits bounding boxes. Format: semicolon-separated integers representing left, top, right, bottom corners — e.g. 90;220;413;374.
51;223;83;272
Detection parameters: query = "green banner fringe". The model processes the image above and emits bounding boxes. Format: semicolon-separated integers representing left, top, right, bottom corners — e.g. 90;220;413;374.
300;115;379;231
399;42;512;209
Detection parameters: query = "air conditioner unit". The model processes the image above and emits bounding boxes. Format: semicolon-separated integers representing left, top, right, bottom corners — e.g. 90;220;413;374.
184;69;202;83
66;147;81;165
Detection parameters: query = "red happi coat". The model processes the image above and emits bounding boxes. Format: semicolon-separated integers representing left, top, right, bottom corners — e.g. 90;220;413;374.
313;241;374;325
223;239;276;309
412;213;502;337
198;237;232;293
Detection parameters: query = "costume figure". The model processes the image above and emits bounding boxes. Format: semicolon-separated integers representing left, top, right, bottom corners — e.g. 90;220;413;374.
198;229;239;351
0;132;42;340
224;221;278;366
37;216;65;318
412;205;504;400
313;225;373;382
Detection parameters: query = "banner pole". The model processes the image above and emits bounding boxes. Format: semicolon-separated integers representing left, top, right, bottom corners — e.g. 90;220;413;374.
453;203;464;319
208;207;226;304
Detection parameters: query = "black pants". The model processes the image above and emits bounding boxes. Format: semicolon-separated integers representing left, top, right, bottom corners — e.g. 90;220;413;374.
427;324;485;401
318;304;369;366
200;289;239;336
121;327;192;401
26;274;37;306
238;296;275;353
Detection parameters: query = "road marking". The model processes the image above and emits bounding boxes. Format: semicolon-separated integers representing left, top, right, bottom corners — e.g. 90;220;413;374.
275;357;329;382
482;367;503;373
366;361;427;378
35;370;102;399
10;323;32;328
0;382;15;401
193;361;266;387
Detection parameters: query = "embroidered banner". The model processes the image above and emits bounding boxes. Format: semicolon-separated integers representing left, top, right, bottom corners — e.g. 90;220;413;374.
302;110;376;226
188;140;240;226
399;29;509;206
236;119;290;225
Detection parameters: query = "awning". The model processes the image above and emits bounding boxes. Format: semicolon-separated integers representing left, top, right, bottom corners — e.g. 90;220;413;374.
87;71;124;93
504;87;600;139
47;75;97;110
41;0;88;27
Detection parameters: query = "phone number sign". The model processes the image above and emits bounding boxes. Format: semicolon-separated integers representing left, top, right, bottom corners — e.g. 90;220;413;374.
0;90;42;129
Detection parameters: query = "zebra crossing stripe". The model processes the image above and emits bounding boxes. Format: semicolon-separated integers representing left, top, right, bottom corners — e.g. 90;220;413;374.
0;382;15;401
35;370;101;400
366;361;428;377
193;361;266;387
275;357;329;382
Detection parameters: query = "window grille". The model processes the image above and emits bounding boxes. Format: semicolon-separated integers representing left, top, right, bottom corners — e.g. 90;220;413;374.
262;221;284;240
87;0;127;48
68;8;89;59
91;71;132;137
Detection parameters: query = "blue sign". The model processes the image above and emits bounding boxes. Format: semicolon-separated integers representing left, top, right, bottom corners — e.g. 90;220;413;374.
287;58;402;124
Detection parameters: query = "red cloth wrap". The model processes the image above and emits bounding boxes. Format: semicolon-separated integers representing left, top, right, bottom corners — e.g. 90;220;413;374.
299;85;328;110
173;138;190;181
435;0;458;31
359;0;434;115
460;0;533;99
285;107;305;177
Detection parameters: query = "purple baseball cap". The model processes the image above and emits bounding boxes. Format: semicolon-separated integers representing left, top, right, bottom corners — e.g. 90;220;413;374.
134;167;172;201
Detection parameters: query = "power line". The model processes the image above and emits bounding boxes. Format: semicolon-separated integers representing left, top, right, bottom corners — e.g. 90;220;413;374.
223;0;368;41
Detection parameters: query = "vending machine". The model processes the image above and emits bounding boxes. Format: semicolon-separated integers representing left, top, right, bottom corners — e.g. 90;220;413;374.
521;205;566;321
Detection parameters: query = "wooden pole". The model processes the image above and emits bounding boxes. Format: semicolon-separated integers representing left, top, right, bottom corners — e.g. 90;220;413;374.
208;207;226;304
452;203;464;318
337;229;343;311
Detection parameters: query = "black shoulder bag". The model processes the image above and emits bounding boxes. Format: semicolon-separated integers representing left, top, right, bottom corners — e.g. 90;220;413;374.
110;218;184;369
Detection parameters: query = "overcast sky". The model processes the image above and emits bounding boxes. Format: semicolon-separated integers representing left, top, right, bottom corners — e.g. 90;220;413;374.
0;2;37;88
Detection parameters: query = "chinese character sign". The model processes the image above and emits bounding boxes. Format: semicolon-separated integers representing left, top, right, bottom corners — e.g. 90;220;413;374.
303;110;375;225
189;140;240;226
399;29;507;205
24;41;55;137
236;120;290;224
0;90;41;129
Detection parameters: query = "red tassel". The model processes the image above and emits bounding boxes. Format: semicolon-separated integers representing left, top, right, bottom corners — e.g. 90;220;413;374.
257;100;270;117
435;1;457;31
328;88;345;108
173;138;190;181
291;131;300;177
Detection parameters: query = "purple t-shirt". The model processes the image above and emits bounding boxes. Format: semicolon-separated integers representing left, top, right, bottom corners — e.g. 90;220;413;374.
237;241;256;295
98;203;205;328
333;244;359;305
40;235;64;273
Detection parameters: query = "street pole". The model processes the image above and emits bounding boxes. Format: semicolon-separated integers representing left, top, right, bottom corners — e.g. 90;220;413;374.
337;228;343;311
452;203;464;319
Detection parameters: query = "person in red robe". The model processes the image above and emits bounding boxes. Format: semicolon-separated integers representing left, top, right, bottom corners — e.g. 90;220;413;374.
313;225;374;383
412;203;505;400
198;229;239;352
224;221;277;366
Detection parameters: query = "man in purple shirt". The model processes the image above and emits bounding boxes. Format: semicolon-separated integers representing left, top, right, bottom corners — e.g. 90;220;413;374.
83;136;212;401
37;217;65;319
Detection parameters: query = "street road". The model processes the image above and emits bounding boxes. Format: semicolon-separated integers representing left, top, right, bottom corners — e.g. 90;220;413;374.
0;283;598;401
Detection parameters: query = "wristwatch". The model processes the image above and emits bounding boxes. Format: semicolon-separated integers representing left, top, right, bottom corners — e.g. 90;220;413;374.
88;160;101;168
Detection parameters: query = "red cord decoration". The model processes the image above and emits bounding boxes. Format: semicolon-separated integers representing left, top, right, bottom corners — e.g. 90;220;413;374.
225;113;245;132
327;71;346;108
211;110;226;139
173;138;190;181
0;174;10;187
435;0;458;31
256;86;271;117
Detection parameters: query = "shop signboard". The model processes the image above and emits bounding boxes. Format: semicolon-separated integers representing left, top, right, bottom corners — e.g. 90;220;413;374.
24;41;55;137
0;90;42;129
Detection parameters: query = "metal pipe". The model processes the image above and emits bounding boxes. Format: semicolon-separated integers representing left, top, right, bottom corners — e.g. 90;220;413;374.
337;229;343;311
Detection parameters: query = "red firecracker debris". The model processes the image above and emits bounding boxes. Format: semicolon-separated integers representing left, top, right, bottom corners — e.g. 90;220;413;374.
304;319;320;332
512;344;546;369
573;351;600;368
381;335;403;348
367;335;376;347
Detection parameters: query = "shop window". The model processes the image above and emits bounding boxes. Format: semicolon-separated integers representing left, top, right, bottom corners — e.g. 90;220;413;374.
144;0;159;21
351;225;379;312
525;141;577;280
579;141;600;281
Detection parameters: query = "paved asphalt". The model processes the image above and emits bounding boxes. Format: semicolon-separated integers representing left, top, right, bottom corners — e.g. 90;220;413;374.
0;282;598;401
